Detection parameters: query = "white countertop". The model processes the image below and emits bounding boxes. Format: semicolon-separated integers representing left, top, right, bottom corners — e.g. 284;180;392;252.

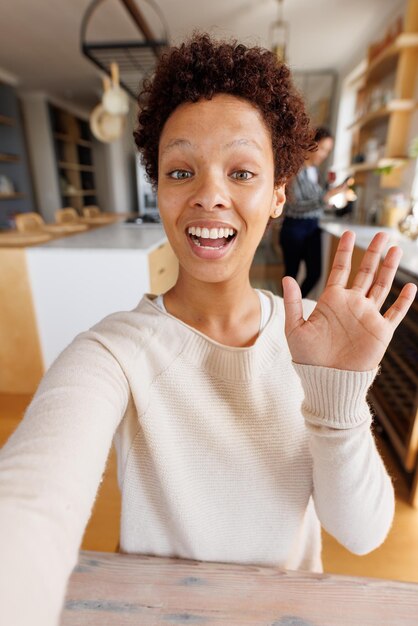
320;220;418;279
26;222;166;367
35;223;168;253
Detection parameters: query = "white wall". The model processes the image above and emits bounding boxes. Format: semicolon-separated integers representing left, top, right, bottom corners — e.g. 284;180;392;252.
93;138;114;213
94;103;138;214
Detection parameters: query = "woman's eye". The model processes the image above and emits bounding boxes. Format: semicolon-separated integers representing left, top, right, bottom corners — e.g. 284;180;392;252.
231;170;253;180
168;170;192;180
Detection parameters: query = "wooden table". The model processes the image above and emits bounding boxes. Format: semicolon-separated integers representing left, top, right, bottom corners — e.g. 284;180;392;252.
61;550;418;625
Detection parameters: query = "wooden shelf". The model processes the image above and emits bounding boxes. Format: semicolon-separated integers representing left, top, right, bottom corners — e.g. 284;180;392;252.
0;114;15;126
349;36;409;87
362;33;418;83
62;190;97;197
0;153;20;163
54;133;92;148
58;162;95;172
347;99;416;131
0;192;25;200
348;162;379;173
348;158;409;173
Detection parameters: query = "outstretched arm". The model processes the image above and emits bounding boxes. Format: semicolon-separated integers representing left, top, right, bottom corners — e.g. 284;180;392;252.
0;332;129;626
283;231;416;552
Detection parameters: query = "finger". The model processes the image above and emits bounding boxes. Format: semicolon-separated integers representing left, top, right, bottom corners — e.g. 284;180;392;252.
368;246;403;308
383;283;417;328
351;232;390;295
282;276;304;335
326;230;355;288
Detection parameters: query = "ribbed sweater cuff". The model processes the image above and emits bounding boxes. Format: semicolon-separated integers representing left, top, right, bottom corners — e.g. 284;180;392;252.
292;362;378;429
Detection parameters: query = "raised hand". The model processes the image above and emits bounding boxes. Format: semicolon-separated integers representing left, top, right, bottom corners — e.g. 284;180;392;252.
282;231;417;371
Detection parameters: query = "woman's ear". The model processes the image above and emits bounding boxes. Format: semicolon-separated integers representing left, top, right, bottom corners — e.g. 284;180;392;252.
270;184;286;218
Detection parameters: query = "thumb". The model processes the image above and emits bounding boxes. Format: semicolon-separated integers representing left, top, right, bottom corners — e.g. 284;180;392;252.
282;276;304;335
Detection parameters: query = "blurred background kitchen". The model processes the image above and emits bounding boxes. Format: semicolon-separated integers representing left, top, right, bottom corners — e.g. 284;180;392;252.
1;0;418;583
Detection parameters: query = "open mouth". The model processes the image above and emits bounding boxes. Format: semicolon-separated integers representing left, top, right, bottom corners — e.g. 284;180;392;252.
187;226;237;249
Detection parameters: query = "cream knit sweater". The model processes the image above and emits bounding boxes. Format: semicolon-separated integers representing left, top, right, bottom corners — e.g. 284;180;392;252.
0;291;394;625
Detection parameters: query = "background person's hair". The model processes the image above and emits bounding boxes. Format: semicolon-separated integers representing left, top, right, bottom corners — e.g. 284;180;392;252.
313;126;333;143
134;32;315;187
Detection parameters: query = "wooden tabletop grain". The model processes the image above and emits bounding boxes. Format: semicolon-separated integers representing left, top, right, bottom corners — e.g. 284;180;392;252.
61;550;418;626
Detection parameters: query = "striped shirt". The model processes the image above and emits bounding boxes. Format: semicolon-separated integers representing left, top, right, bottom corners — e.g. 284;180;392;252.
284;167;327;219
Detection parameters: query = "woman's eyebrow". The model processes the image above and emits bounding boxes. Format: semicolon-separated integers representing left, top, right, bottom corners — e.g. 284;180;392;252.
224;138;263;152
161;137;262;156
161;138;194;155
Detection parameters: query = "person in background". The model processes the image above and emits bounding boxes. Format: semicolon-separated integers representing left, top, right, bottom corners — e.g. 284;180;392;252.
279;127;347;297
0;34;416;626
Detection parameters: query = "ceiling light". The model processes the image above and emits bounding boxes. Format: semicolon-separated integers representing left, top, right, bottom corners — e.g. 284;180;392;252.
270;0;289;63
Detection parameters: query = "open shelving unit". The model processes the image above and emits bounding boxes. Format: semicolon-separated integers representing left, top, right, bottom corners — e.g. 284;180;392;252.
345;1;418;223
347;99;416;132
356;32;418;83
0;83;34;229
49;104;97;214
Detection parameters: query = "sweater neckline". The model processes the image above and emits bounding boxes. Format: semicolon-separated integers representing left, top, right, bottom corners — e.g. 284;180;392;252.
141;291;285;381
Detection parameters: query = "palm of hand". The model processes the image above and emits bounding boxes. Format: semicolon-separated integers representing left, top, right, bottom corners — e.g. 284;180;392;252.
286;285;391;371
282;231;416;372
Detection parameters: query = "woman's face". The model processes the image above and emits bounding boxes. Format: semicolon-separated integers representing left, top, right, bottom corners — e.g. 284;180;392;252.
157;94;285;286
310;136;333;166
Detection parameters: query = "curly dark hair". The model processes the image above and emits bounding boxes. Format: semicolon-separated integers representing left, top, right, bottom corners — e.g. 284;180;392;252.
134;32;314;187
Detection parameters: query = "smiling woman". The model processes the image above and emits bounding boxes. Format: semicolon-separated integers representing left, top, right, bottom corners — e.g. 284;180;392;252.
155;94;286;300
0;32;417;626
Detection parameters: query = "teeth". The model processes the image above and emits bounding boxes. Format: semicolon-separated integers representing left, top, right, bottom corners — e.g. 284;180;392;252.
187;226;236;239
193;240;224;249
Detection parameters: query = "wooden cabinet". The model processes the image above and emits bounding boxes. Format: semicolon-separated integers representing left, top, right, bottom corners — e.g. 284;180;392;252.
148;240;179;294
368;269;418;506
0;248;44;394
0;83;35;228
327;234;418;506
49;104;97;214
347;0;418;221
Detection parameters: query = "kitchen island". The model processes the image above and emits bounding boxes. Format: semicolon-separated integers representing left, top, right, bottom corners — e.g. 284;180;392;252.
0;222;178;394
321;221;418;507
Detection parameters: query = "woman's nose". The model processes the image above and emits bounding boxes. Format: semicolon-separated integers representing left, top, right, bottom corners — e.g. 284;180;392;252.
189;171;230;211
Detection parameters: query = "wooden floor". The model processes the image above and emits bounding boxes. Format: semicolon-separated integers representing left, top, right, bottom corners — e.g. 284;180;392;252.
1;392;418;583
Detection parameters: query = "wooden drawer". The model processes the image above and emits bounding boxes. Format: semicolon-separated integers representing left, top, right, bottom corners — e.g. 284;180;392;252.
148;241;179;294
0;249;44;393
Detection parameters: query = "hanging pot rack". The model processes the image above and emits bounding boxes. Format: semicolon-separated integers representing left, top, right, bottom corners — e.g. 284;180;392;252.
80;0;169;100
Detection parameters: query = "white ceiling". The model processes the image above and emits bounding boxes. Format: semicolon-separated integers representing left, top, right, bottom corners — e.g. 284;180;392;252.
0;0;406;112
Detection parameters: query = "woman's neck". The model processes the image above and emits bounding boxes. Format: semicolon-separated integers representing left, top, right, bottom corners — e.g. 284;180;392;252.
163;274;261;347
